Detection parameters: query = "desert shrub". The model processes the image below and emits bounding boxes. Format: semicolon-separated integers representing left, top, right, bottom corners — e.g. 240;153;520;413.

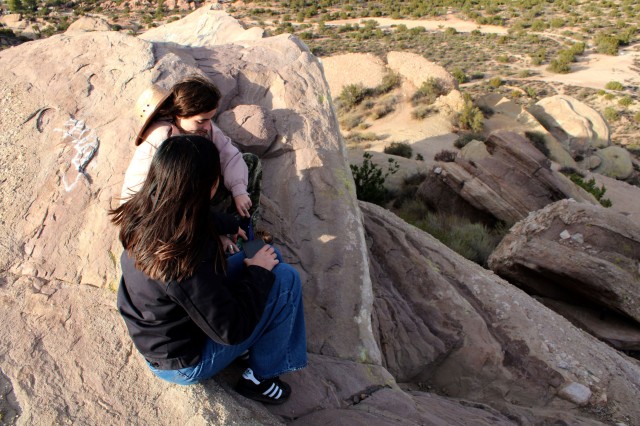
339;114;363;131
595;33;620;55
384;142;413;158
434;150;457;162
454;132;484;149
603;107;619;122
635;111;640;123
346;132;379;143
605;81;624;91
566;173;612;207
451;67;467;84
415;153;424;161
411;105;438;120
496;55;510;63
488;77;502;88
619;96;633;107
604;93;615;101
350;152;399;205
518;69;532;78
456;96;484;133
526;86;537;98
524;131;550;157
374;72;401;95
547;57;571;73
412;77;448;105
396;201;507;266
340;83;369;110
370;97;397;120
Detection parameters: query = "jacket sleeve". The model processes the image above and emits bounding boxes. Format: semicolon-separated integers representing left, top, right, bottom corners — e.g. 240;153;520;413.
210;123;249;198
120;123;173;203
168;258;275;345
209;210;240;235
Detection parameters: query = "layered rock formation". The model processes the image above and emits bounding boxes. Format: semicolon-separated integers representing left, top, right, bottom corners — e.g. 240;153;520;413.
417;131;596;225
1;6;640;425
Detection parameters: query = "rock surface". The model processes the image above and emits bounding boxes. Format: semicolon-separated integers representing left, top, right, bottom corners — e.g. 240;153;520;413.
2;7;640;426
66;16;112;32
529;95;610;156
320;53;387;96
417;131;595;225
217;104;278;156
489;199;640;324
387;51;458;91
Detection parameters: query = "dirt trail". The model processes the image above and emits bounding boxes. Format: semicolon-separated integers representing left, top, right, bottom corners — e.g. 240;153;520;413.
325;14;508;35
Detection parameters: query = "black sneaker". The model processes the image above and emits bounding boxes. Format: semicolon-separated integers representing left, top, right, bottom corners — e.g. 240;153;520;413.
235;368;291;405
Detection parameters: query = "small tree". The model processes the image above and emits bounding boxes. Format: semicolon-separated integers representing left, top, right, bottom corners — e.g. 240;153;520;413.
8;0;23;12
350;152;399;205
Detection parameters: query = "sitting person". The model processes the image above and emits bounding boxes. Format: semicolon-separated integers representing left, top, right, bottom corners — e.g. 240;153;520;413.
111;135;307;404
121;75;261;243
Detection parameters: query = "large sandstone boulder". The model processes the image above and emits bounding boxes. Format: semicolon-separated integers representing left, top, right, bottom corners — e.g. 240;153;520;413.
361;201;640;424
417;131;596;225
387;51;457;91
320;53;387;96
478;94;577;168
66;16;112;32
489;199;640;325
2;7;640;425
529;95;610;157
217;104;278;156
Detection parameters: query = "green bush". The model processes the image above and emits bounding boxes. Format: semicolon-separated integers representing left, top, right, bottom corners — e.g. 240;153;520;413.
456;96;484;133
451;67;467;84
412;77;448;105
374;72;401;95
605;81;624;91
566;173;612;207
595;33;620;55
603;107;619;122
396;201;507;266
434;150;457;162
339;114;363;131
339;83;369;110
346;132;379;143
350;152;399;205
384;142;413;158
454;132;484;149
411;105;438;120
547;57;571;73
619;96;633;107
488;77;502;88
635;111;640;123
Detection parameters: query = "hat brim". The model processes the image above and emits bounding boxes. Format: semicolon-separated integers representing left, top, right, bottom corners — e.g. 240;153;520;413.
134;90;172;146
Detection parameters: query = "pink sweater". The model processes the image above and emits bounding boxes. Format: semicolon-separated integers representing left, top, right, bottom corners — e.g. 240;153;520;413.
120;120;248;202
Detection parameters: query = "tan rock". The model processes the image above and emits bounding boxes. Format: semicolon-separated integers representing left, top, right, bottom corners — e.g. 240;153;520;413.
387;51;457;91
66;16;112;32
529;95;610;157
591;146;634;180
320;53;387;97
216;104;277;156
489;199;640;324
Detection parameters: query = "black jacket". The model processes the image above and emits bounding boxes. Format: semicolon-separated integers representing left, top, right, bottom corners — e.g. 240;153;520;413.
116;217;275;370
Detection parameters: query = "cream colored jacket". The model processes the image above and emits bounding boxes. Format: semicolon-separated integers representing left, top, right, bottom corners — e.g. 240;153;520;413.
120;120;248;202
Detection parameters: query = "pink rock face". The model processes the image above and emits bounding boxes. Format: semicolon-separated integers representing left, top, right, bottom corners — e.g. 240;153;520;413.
217;104;277;156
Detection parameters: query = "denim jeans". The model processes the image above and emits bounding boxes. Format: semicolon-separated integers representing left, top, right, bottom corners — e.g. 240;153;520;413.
149;247;307;385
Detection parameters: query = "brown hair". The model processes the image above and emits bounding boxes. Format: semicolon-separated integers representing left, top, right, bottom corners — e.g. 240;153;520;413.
110;135;223;282
157;75;222;119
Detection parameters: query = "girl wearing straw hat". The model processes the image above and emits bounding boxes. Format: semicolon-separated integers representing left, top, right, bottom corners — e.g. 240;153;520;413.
121;76;262;252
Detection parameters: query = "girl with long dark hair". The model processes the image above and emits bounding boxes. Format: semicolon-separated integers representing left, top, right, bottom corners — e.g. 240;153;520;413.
111;135;306;404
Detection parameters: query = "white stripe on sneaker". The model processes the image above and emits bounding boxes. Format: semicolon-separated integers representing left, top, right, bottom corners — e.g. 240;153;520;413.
263;383;276;396
274;388;282;399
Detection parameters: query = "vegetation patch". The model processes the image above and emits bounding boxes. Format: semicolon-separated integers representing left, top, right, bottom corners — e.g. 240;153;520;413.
350;152;399;205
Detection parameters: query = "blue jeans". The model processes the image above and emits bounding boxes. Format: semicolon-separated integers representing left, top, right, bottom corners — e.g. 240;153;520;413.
149;247;307;385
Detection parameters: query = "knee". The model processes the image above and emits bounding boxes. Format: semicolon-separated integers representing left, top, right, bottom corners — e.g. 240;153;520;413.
273;263;301;295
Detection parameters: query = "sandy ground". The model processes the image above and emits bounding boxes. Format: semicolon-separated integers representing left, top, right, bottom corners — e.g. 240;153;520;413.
325;14;509;35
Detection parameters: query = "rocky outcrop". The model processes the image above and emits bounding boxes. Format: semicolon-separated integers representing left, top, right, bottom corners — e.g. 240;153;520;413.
417;131;595;225
2;7;640;426
361;201;640;424
66;16;112;32
387;51;458;91
320;53;387;96
529;95;610;154
489;199;640;341
217;104;278;156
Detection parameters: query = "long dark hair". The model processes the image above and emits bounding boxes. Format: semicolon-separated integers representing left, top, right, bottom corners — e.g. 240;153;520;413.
157;75;221;119
111;135;222;282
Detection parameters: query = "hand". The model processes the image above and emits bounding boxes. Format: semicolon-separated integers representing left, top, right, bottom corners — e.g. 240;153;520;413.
244;245;279;271
233;227;248;243
234;194;252;218
220;235;239;255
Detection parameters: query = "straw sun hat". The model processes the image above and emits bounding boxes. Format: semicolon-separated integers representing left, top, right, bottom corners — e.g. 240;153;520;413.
133;84;172;146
